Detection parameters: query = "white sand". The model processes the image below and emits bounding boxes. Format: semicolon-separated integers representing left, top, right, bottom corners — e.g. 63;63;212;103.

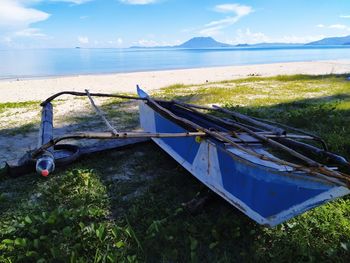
1;60;350;103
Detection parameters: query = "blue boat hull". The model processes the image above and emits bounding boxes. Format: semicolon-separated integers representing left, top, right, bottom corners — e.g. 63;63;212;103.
138;99;350;226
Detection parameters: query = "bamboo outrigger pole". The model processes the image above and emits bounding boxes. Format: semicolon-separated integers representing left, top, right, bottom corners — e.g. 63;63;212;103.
31;131;207;157
35;102;56;176
40;91;144;106
85;89;119;135
174;101;349;168
172;100;286;135
211;105;349;167
173;102;321;167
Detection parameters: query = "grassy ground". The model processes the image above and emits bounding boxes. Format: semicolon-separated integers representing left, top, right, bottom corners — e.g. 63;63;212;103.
1;74;350;262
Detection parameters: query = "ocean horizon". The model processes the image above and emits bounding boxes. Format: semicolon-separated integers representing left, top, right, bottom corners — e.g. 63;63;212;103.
1;45;350;80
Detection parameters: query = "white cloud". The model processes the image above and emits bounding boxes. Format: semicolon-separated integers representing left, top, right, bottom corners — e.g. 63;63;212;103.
0;0;92;31
0;0;94;48
317;23;350;31
0;0;50;48
15;28;46;37
227;28;269;44
78;36;89;44
329;24;348;29
50;0;92;4
276;35;325;44
214;4;253;16
199;3;253;36
132;39;180;47
226;28;325;45
135;39;159;46
0;0;93;30
107;38;123;46
119;0;159;5
0;0;50;29
340;15;350;18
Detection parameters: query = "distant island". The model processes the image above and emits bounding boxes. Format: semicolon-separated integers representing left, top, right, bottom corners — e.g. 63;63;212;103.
307;35;350;45
178;37;232;48
130;35;350;49
129;37;231;49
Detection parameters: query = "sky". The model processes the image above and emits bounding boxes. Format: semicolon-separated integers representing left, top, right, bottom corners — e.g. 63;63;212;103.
0;0;350;49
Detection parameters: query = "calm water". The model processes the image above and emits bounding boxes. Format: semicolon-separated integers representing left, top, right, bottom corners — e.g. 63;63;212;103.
1;46;350;79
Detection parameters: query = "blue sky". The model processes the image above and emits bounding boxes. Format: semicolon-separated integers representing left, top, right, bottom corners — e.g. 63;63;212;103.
1;0;350;48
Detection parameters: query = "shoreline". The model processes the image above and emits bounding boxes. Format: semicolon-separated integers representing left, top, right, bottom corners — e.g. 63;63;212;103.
1;59;350;83
0;60;349;103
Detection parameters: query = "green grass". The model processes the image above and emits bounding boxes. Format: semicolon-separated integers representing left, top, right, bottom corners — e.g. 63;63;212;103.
0;100;41;136
1;74;350;262
0;101;39;114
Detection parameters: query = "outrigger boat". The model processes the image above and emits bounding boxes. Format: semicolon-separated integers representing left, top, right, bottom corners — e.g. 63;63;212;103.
2;86;350;227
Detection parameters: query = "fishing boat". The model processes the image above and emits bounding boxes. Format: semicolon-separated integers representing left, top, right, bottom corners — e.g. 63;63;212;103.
136;87;350;226
3;87;350;227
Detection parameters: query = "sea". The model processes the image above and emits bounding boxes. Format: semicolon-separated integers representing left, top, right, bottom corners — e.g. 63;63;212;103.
1;45;350;80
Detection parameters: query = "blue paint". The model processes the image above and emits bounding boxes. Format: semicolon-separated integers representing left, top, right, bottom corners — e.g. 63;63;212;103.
154;110;200;165
136;85;148;99
217;149;329;217
137;87;349;225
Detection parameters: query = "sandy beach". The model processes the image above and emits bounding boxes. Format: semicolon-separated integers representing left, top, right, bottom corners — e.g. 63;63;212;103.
1;60;350;103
